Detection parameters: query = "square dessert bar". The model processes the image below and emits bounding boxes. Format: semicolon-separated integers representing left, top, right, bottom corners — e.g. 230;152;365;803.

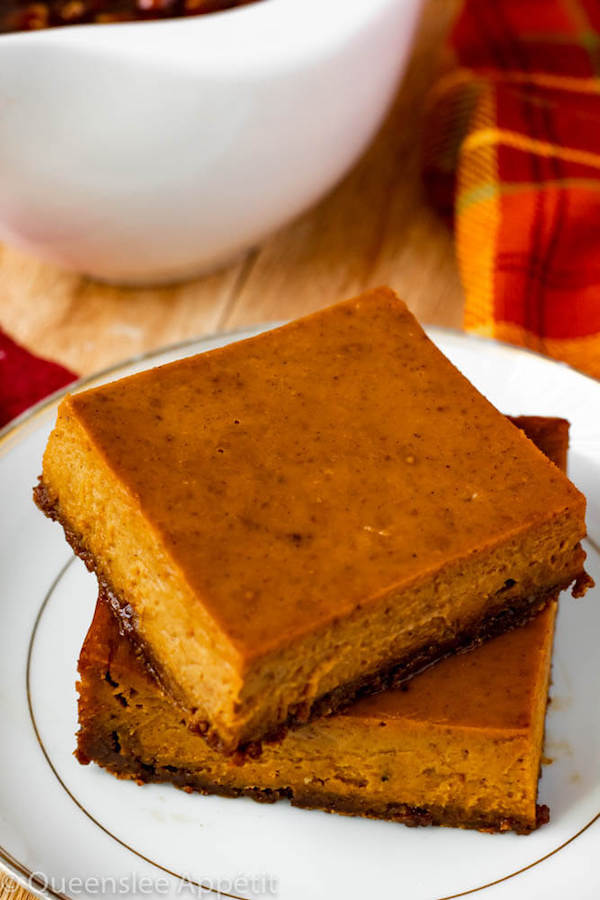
76;410;569;833
36;289;589;753
79;598;555;834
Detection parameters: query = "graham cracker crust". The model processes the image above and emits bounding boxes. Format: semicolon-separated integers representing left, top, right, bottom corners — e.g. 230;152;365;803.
34;478;591;758
75;731;549;835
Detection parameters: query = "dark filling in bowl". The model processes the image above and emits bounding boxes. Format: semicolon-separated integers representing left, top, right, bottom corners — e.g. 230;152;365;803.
0;0;260;32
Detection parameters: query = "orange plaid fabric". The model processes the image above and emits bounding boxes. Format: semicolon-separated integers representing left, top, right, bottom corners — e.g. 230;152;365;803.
424;0;600;378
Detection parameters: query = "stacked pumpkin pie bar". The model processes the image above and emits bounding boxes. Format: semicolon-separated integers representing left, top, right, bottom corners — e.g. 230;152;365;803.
34;288;592;833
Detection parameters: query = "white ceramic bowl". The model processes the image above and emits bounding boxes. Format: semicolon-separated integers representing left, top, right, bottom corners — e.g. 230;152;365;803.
0;0;422;284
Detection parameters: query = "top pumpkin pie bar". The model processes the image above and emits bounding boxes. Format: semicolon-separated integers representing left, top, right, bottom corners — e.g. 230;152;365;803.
34;288;590;754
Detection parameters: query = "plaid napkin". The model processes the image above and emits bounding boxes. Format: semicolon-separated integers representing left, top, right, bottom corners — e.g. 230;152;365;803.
0;328;76;428
424;0;600;379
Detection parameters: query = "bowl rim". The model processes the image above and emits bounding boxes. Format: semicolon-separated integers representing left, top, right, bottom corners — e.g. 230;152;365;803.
0;0;421;70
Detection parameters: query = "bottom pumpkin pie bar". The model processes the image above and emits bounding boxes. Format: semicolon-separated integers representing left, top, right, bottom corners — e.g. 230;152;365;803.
76;417;569;834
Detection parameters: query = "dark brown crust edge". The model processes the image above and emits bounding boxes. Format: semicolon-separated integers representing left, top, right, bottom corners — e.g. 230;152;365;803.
34;479;592;759
76;731;549;835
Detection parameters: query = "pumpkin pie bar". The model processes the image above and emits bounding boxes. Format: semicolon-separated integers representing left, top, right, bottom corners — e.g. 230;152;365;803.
75;413;569;833
35;289;590;754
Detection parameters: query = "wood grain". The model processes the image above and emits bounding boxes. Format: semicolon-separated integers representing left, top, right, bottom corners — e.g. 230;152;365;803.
0;2;461;898
0;885;36;900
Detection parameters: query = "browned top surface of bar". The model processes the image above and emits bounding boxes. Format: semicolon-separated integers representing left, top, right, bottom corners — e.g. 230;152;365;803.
64;289;585;652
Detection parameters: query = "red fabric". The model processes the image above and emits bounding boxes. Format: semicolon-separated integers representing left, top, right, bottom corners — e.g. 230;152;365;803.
424;0;600;377
0;328;77;428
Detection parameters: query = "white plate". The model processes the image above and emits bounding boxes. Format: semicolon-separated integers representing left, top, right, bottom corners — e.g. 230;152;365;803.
1;326;599;900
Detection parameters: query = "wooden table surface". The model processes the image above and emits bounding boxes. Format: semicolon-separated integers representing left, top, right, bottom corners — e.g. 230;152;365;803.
0;2;461;899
